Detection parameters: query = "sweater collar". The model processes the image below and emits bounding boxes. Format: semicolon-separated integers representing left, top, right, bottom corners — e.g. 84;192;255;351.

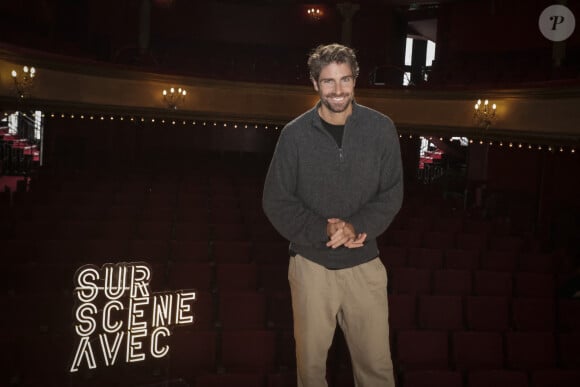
311;100;359;127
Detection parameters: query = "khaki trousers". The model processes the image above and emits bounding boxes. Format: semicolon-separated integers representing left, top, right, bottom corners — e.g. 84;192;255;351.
288;254;395;387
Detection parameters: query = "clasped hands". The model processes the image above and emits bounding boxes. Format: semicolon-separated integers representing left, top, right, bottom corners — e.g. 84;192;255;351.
326;218;367;249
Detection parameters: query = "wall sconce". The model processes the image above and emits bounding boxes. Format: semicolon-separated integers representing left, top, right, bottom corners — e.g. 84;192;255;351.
307;7;323;21
474;99;496;129
162;87;186;110
11;66;36;98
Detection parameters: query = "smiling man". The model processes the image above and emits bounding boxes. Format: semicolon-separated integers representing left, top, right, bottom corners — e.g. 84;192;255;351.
263;43;403;387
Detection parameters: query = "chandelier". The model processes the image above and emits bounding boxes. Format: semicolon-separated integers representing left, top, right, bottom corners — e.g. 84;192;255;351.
162;87;187;110
473;99;496;129
307;7;323;21
11;66;36;98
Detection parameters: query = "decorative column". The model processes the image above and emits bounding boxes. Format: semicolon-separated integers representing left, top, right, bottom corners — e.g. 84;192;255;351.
138;0;151;56
336;2;360;46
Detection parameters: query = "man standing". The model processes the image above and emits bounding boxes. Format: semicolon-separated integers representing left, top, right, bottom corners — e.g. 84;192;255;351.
262;43;403;387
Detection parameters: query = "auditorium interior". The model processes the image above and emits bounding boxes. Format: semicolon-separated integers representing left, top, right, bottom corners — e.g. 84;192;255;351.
1;0;580;386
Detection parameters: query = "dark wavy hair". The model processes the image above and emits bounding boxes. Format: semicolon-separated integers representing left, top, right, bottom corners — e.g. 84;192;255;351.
307;43;360;82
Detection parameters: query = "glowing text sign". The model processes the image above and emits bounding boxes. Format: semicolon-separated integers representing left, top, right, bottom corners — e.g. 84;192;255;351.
70;262;195;373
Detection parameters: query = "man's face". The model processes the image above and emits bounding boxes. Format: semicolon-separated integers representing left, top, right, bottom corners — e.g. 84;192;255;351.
312;62;356;114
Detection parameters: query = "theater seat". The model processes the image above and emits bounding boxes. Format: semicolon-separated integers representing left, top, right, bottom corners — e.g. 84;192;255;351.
195;372;265;387
388;294;417;330
220;330;277;372
167;330;219;381
473;271;512;297
444;249;480;270
558;332;580;369
396;330;449;370
511;297;556;331
513;272;555;297
505;331;556;371
432;269;472;296
418;295;463;331
215;263;258;291
530;369;580;387
453;332;504;370
467;370;529;387
391;268;431;295
217;291;267;330
403;370;462;387
465;296;510;332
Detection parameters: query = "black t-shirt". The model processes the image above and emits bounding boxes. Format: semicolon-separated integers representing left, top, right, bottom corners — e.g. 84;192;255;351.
320;118;345;148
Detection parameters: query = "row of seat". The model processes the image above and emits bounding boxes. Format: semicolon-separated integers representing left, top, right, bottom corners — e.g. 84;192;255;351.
1;256;564;297
1;170;569;386
3;327;579;387
1;220;281;243
4;287;579;337
1;218;536;254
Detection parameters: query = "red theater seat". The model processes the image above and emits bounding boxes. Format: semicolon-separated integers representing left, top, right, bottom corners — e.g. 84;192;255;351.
505;331;556;371
480;251;518;272
267;291;293;330
267;372;297;387
391;268;431;295
455;233;488;251
195;372;266;387
81;239;130;264
213;240;252;264
465;296;510;332
173;221;211;241
135;220;173;240
396;330;449;370
422;231;456;250
168;330;218;380
175;205;210;223
190;290;215;330
467;370;529;387
488;235;525;253
94;220;136;239
252;241;289;265
215;263;258;291
513;272;555;298
408;248;444;269
166;262;213;291
530;369;580;387
473;270;512;297
379;245;408;268
220;330;277;372
170;240;211;262
453;332;504;370
259;264;290;293
418;295;464;330
558;332;580;369
388;294;417;330
432;269;472;296
140;205;175;222
403;370;462;387
218;291;267;330
518;252;559;273
511;297;556;331
211;223;248;241
462;219;493;234
444;249;480;270
129;239;170;262
382;229;422;248
558;299;580;332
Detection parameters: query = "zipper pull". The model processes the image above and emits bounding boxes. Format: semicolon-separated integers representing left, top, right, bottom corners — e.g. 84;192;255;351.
339;148;344;162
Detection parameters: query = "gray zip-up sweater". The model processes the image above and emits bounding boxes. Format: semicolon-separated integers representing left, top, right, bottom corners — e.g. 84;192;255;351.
262;101;403;269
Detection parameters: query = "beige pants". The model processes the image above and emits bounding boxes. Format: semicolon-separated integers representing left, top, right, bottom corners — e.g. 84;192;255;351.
289;254;395;387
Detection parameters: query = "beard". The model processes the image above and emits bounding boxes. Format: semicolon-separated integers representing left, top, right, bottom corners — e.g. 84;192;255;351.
320;92;353;114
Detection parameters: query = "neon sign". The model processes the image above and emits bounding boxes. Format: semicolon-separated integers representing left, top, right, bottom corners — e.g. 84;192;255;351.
70;262;195;373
